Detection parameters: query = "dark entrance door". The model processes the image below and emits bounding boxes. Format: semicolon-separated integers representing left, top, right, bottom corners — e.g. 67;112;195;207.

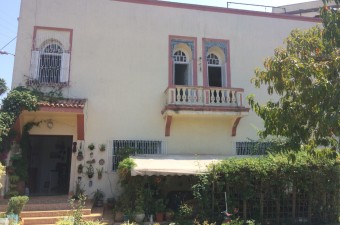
28;135;73;195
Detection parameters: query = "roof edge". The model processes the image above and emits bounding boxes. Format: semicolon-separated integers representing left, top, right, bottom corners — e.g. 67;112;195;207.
112;0;321;23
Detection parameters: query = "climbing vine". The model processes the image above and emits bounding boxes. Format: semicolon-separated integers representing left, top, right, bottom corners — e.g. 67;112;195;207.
0;78;65;196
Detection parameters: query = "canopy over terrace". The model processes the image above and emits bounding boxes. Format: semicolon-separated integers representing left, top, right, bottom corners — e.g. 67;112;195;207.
130;154;238;176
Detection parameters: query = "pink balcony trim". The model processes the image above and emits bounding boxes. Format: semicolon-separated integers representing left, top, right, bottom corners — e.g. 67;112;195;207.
168;35;197;86
202;38;231;88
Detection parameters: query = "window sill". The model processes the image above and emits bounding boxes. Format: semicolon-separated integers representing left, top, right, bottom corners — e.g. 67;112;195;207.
26;79;69;87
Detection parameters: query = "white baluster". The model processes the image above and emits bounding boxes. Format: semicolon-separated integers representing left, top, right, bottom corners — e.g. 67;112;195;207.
226;90;230;104
231;91;236;104
183;87;187;102
187;88;192;103
192;89;197;103
221;90;227;105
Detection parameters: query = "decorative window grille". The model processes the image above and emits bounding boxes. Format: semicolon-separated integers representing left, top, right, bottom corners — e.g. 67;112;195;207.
207;53;220;65
38;43;63;83
235;142;271;155
112;140;165;171
30;40;70;85
173;50;187;63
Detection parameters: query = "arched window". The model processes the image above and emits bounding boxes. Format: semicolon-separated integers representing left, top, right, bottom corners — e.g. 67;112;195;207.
30;40;70;85
39;43;63;83
207;53;223;87
173;50;190;85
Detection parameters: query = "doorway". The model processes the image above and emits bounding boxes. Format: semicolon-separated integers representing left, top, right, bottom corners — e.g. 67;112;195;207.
27;135;73;195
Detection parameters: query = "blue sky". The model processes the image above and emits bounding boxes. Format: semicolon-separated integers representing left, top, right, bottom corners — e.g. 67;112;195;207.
0;0;315;93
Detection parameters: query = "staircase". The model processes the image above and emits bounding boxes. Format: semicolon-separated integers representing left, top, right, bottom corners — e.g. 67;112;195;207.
0;195;108;225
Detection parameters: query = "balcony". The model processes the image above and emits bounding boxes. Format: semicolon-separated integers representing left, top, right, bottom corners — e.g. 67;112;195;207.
162;86;249;136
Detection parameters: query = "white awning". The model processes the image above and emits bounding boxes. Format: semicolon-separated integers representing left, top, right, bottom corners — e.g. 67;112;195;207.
130;154;234;176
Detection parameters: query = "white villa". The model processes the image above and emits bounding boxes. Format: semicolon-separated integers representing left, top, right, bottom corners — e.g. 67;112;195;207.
9;0;319;199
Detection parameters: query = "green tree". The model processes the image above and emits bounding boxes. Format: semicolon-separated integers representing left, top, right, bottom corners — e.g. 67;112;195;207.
0;80;39;149
248;1;340;151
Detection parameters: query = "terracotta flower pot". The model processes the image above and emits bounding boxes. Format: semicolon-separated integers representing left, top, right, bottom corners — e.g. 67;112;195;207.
165;211;174;221
114;211;124;222
156;212;164;222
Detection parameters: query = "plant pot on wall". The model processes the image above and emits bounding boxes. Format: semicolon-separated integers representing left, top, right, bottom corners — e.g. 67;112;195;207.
88;143;95;151
97;167;103;180
99;144;106;152
77;164;83;174
156;212;164;222
86;165;94;179
77;151;83;161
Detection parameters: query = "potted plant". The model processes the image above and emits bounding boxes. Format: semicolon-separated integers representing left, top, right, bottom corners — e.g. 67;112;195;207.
86;165;94;179
97;167;103;179
99;144;106;152
113;199;125;222
72;180;85;199
134;188;145;223
86;159;95;164
117;158;136;181
77;164;83;174
72;142;77;153
165;208;174;221
77;151;83;161
154;198;166;222
107;197;115;209
93;189;105;207
88;143;95;151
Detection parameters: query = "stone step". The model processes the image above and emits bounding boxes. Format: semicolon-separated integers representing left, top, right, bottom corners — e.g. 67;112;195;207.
21;208;92;218
22;213;102;225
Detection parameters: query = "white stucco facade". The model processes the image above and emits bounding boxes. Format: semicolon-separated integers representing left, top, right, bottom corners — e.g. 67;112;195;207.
11;0;319;198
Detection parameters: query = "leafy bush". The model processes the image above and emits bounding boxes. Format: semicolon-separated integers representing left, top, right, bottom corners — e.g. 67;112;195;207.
6;196;29;215
55;217;74;225
55;218;103;225
69;195;86;225
118;158;136;180
178;204;193;219
193;150;340;224
81;221;103;225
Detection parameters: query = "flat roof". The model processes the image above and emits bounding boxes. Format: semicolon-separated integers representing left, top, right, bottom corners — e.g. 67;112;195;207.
113;0;321;23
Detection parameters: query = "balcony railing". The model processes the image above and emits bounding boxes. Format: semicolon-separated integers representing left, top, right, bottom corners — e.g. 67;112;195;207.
165;86;245;107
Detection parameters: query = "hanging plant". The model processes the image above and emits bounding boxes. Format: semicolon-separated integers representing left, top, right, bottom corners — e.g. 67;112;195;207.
99;144;106;152
72;142;77;153
97;167;103;179
86;159;96;164
86;165;94;179
88;143;95;151
77;164;83;174
77;151;83;161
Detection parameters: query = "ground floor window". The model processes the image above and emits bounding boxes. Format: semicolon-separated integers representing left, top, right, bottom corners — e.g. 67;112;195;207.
112;140;165;171
235;141;271;155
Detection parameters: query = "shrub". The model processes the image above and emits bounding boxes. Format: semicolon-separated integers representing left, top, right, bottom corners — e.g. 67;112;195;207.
193;150;340;224
81;221;103;225
6;196;29;215
55;218;103;225
178;203;193;219
55;217;74;225
69;195;87;225
117;158;136;180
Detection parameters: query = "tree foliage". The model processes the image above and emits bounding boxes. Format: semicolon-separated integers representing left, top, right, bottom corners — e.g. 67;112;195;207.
248;2;340;150
0;81;39;147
